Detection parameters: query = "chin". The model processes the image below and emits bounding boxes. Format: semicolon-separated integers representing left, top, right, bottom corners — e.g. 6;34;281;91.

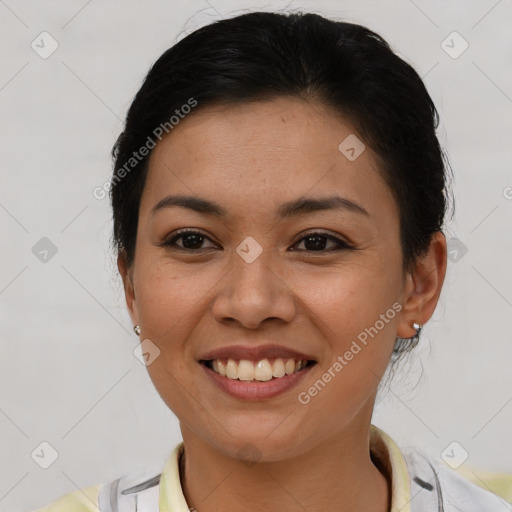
207;425;311;464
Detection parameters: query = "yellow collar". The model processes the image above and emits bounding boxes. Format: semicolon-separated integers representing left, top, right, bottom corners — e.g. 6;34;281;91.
370;424;412;512
159;424;411;512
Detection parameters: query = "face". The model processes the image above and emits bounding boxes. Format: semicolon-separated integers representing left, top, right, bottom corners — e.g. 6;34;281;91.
119;97;433;462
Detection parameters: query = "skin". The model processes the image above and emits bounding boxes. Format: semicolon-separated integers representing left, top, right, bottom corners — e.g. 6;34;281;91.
118;96;447;512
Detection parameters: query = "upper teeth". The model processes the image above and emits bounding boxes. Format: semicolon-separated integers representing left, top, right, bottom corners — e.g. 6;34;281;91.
210;358;309;381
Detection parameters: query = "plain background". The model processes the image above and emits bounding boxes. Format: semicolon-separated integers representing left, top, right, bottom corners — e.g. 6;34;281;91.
1;0;511;510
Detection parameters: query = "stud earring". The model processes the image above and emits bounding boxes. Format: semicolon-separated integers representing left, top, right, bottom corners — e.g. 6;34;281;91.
133;324;141;336
393;322;423;357
402;322;423;341
411;322;423;339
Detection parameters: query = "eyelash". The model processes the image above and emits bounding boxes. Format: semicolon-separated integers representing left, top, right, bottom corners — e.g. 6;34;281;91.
160;229;354;253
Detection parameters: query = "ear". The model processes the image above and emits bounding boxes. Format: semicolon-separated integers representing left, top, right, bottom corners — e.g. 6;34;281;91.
397;231;447;338
117;250;140;329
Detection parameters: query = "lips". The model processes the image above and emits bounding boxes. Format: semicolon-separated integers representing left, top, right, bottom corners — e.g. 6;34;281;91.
196;343;317;399
200;357;316;400
197;343;316;363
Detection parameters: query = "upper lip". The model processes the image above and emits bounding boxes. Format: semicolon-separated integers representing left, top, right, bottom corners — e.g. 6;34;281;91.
198;344;316;362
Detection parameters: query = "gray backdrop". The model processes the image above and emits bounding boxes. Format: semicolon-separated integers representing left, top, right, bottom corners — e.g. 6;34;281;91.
1;1;511;510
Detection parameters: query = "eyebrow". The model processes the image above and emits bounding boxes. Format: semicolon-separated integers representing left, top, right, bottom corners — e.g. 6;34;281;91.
150;194;370;219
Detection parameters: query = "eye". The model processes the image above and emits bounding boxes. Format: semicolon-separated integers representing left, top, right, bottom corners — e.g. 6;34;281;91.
290;231;353;252
160;229;218;251
160;229;353;253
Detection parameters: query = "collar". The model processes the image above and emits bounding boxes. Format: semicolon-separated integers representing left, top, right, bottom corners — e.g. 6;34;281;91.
159;424;412;512
370;424;412;512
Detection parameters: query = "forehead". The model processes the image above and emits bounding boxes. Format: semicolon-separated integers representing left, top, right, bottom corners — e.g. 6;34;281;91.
140;97;397;223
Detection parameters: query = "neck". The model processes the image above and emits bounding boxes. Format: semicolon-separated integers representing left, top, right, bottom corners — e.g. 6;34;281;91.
179;423;391;512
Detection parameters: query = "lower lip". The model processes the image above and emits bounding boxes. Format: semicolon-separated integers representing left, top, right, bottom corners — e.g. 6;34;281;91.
200;362;315;400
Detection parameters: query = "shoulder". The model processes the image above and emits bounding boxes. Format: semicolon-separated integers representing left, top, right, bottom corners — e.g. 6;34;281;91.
453;463;512;503
403;448;512;511
32;466;163;512
31;447;179;512
32;484;102;512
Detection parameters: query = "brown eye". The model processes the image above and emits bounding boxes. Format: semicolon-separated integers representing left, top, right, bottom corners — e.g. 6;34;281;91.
162;229;218;251
160;229;353;253
291;232;353;252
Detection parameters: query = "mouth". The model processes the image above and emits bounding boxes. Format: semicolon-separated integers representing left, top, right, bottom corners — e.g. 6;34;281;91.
199;357;317;382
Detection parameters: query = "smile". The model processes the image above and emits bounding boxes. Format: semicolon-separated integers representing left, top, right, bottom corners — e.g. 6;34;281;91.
199;356;317;400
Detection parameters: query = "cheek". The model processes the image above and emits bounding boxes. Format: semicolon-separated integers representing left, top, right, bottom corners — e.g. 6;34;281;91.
134;261;207;418
295;258;401;332
134;258;213;340
292;260;401;391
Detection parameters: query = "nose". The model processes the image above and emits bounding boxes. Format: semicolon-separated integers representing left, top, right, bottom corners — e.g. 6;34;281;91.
210;243;297;329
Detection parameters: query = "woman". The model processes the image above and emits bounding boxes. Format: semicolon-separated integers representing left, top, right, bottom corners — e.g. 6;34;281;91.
35;10;512;512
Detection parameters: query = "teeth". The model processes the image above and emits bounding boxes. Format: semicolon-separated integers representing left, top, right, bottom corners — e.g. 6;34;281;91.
285;358;295;375
226;359;238;379
208;357;310;381
272;358;285;378
217;359;227;377
238;360;255;381
254;359;273;381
